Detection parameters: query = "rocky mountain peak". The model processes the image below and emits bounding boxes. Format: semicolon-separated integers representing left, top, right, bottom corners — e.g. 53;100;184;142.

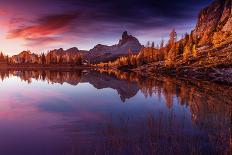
122;31;128;39
17;51;33;57
118;31;140;46
87;31;142;63
194;0;232;46
66;47;79;53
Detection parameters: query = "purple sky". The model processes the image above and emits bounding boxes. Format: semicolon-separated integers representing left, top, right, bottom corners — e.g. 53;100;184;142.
0;0;213;55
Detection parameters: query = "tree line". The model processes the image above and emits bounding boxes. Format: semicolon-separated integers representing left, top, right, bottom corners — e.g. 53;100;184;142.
0;50;83;65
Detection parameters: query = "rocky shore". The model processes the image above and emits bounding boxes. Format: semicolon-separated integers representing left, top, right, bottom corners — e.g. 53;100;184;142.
133;43;232;85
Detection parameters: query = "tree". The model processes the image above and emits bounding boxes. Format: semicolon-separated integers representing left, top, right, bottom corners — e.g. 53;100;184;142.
151;42;155;60
46;52;52;64
5;55;9;64
160;39;165;49
41;53;46;65
192;44;197;58
146;41;150;47
177;42;184;56
189;32;194;45
166;45;177;65
74;54;82;65
169;28;177;48
0;52;4;62
131;55;137;67
183;33;189;46
183;44;191;60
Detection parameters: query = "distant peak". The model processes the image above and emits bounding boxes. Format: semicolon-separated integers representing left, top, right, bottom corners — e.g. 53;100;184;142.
119;31;140;46
122;31;128;39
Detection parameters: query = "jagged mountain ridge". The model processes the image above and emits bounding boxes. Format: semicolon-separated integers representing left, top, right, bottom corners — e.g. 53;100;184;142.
10;31;142;64
43;31;142;63
47;31;142;63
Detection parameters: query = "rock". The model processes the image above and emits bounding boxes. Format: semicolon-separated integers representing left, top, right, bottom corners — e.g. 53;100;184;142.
194;0;232;46
118;31;140;46
66;47;79;53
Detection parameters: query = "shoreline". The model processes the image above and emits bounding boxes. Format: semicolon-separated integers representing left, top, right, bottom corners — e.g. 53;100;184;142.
131;63;232;86
1;64;232;86
0;64;93;71
131;43;232;85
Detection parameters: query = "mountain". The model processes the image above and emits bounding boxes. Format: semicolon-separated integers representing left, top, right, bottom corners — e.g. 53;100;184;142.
9;48;85;64
45;31;143;64
132;0;232;84
11;51;40;64
85;31;142;63
194;0;232;46
48;47;87;55
9;31;142;64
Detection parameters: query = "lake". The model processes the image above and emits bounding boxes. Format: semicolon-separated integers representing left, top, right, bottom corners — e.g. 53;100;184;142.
0;69;231;155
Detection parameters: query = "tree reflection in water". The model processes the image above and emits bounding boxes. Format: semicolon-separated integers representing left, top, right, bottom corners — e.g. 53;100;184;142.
0;69;231;155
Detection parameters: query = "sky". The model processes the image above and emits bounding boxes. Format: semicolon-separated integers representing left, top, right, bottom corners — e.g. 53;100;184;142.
0;0;213;55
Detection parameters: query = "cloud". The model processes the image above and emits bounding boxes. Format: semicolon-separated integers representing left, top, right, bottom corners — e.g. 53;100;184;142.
0;10;7;15
23;37;61;47
6;0;213;37
65;0;213;22
0;0;214;53
7;13;79;40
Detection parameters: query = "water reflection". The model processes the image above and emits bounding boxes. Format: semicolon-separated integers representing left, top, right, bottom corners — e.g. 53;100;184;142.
0;69;231;155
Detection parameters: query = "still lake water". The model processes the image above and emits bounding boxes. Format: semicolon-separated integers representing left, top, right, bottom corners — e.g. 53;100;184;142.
0;69;231;155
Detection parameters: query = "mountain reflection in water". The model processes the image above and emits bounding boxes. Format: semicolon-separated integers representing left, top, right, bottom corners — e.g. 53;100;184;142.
0;69;231;155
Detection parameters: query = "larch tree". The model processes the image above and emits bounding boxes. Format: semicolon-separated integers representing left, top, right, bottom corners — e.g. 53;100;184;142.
41;53;46;65
169;28;177;48
151;42;155;61
192;44;197;58
183;44;191;60
165;29;178;64
0;52;5;62
160;39;165;49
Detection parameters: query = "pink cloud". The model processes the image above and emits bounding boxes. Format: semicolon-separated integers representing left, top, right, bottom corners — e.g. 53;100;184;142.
7;13;79;40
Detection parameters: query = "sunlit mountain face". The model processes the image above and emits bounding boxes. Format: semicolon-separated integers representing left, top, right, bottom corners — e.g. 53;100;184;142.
0;0;213;55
